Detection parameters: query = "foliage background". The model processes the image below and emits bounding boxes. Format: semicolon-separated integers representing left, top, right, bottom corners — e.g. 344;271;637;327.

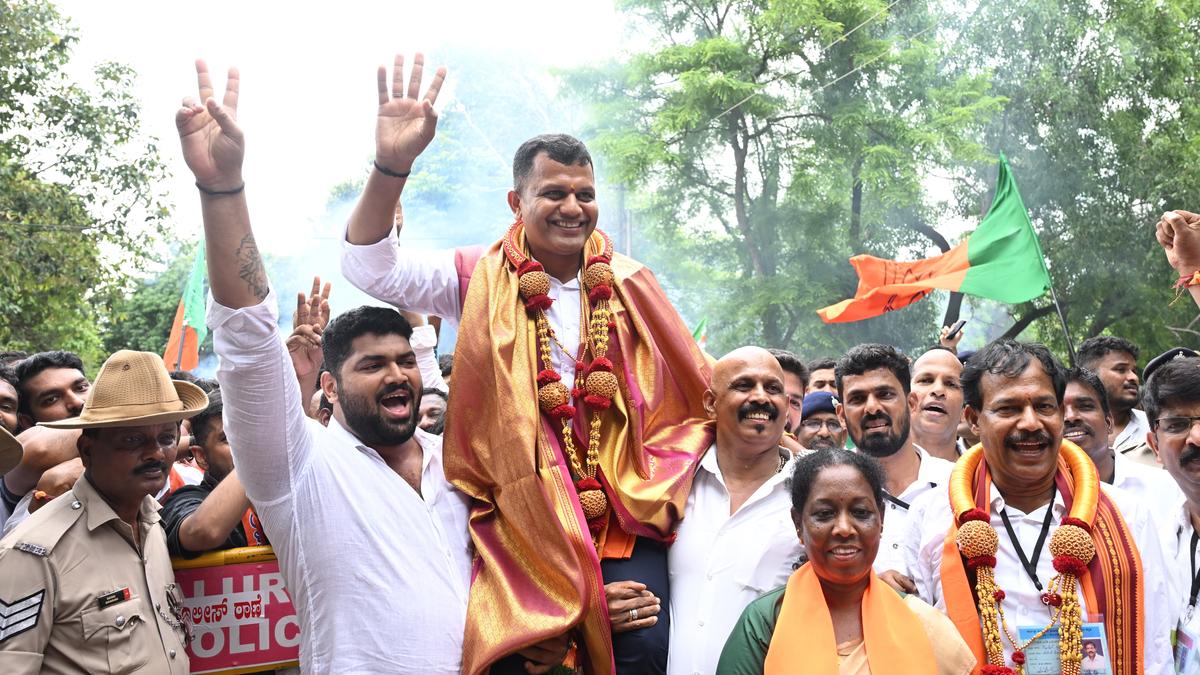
5;0;1198;370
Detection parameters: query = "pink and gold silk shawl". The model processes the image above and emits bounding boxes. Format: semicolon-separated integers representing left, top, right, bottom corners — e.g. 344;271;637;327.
444;226;714;675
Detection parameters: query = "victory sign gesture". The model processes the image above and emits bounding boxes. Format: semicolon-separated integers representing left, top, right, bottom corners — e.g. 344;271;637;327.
374;53;447;174
176;60;244;191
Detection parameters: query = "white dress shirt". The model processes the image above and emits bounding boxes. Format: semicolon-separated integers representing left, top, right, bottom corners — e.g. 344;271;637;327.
341;228;584;386
1111;451;1182;518
666;446;800;675
874;445;955;574
1113;408;1150;454
1163;496;1198;633
904;480;1174;673
209;290;472;674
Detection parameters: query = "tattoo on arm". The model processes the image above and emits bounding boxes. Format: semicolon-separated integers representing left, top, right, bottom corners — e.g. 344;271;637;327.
235;233;270;301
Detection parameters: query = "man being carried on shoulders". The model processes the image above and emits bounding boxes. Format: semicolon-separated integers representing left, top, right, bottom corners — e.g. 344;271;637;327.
341;55;714;674
901;339;1172;673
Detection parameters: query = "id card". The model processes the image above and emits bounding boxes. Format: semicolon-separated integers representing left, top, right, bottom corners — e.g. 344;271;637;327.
1016;622;1110;675
1177;612;1200;675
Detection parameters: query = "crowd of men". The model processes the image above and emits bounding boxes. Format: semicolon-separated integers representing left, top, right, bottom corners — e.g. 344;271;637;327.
0;53;1198;674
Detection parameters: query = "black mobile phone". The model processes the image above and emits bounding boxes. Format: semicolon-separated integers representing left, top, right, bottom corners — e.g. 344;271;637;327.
945;319;967;341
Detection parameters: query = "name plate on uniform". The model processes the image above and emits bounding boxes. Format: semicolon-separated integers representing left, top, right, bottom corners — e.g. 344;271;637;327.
173;546;300;674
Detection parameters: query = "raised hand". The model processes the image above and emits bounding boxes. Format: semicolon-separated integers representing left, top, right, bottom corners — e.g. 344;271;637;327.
1156;210;1200;274
176;60;244;191
287;276;332;381
374;54;447;174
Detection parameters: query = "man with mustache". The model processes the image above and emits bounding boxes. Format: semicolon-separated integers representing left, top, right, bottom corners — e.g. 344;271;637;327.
1142;349;1200;670
1078;336;1156;466
900;339;1172;672
1063;367;1180;513
833;344;955;576
908;346;965;462
667;347;800;675
175;60;473;672
0;350;205;673
340;56;714;673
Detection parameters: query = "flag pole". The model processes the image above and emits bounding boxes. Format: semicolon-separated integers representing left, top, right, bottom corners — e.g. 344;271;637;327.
1046;278;1075;366
175;324;187;372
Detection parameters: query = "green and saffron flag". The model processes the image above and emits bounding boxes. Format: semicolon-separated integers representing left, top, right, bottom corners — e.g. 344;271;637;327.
818;155;1051;323
163;244;208;371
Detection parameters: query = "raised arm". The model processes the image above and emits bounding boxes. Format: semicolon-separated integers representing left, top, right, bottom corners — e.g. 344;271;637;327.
175;60;261;309
1156;209;1200;309
345;54;447;246
175;60;311;504
287;277;331;411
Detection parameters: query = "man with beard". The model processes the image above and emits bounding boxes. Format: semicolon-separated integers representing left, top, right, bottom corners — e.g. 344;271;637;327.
1063;368;1180;513
175;61;472;672
796;391;846;451
340;56;713;674
901;339;1172;672
667;347;800;675
908;346;965;462
833;344;954;576
1142;349;1200;669
161;390;270;556
0;350;203;673
1078;336;1155;465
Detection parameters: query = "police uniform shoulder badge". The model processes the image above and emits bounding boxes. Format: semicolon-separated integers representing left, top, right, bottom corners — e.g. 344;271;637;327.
0;589;44;643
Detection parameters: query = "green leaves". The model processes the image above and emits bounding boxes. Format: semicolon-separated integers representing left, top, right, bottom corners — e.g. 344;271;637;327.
0;0;170;366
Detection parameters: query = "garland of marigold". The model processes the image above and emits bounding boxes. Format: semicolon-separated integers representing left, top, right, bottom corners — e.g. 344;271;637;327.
949;443;1100;675
506;222;618;540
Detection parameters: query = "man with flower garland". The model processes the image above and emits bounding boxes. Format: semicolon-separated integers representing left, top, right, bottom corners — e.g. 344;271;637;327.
899;339;1172;674
341;55;714;674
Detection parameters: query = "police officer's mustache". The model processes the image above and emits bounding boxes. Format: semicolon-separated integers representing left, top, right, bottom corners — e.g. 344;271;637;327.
133;460;169;475
1181;444;1200;465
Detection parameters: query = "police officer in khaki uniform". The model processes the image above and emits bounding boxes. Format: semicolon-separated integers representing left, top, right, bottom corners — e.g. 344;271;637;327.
0;350;207;673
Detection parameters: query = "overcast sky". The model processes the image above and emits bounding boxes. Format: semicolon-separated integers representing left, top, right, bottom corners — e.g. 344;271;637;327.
55;0;624;255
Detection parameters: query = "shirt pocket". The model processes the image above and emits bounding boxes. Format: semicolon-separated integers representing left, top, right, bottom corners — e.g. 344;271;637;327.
80;597;152;674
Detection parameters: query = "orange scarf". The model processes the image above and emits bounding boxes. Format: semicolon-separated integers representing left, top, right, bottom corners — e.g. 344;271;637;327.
940;452;1145;674
765;565;937;674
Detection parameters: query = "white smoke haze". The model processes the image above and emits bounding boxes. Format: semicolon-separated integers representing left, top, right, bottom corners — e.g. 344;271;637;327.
55;0;631;359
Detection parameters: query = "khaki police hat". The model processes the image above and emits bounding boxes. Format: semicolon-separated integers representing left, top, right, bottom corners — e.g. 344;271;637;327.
41;350;208;429
0;426;21;475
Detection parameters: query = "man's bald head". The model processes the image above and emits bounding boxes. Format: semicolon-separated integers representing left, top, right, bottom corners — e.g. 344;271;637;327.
705;347;789;453
712;347;785;387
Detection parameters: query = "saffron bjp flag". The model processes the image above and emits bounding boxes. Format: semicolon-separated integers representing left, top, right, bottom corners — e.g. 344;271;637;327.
817;155;1051;323
163;245;208;371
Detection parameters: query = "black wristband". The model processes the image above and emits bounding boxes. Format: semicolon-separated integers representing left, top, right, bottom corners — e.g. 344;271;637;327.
196;182;245;196
373;160;411;179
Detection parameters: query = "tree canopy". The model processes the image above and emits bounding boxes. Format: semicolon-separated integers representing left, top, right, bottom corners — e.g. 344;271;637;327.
1;0;170;366
566;0;1200;358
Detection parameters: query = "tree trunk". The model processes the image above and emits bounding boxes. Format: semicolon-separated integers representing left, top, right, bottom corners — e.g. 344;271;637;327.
1001;304;1058;339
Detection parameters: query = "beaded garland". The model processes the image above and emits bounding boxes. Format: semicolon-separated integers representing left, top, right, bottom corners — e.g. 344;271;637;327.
505;222;619;538
949;443;1100;675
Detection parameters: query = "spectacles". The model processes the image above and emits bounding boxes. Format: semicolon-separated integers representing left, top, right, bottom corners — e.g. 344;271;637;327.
800;419;843;433
1152;415;1200;437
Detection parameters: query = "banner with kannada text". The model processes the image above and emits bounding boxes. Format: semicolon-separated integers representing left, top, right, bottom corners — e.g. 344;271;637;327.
173;546;300;674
